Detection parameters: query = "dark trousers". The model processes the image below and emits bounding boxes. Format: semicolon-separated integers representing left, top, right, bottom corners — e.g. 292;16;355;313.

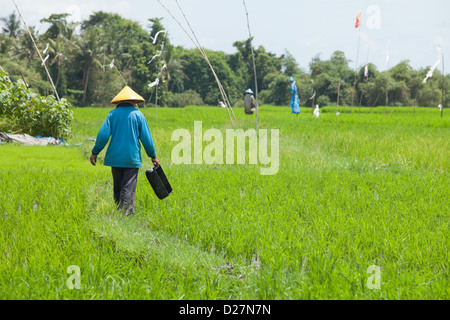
111;167;139;215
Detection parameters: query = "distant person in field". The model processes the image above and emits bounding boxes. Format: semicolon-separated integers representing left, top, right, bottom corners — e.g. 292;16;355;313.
90;86;160;215
244;88;257;115
289;76;301;115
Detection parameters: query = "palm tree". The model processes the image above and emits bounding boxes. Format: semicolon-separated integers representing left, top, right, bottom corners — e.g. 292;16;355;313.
0;33;14;54
1;12;21;38
12;26;38;69
59;21;78;43
71;28;104;103
47;36;67;88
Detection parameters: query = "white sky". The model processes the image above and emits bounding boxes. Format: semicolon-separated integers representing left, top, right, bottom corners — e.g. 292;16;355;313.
1;0;449;73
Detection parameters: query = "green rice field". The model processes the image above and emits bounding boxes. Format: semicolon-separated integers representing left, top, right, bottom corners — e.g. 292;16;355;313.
0;105;449;300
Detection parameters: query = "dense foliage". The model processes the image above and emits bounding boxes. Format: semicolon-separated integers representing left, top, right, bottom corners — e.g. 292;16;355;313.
0;11;448;108
0;70;73;137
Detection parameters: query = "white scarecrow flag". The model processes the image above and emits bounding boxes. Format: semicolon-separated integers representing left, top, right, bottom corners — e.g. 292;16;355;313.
364;65;369;80
147;43;165;65
109;59;115;69
150;30;166;44
314;104;320;118
423;47;443;83
43;43;49;54
41;55;49;65
159;63;167;74
386;41;391;67
148;78;159;88
148;63;168;88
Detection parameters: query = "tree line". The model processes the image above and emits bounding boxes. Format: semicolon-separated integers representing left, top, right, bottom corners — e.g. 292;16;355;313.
0;11;448;109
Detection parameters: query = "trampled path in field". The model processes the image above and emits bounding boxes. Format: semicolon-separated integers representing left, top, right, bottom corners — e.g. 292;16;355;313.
87;182;261;282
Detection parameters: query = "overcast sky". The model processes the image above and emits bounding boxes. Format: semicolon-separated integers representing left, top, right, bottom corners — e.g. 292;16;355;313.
1;0;449;73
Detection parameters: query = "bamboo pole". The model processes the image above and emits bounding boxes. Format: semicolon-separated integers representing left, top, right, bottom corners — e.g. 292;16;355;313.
359;46;370;113
359;77;366;113
441;53;445;118
175;0;236;122
243;0;259;130
157;0;234;126
385;41;391;114
155;86;158;117
337;79;341;114
351;18;362;113
176;0;236;122
311;79;315;114
11;0;60;101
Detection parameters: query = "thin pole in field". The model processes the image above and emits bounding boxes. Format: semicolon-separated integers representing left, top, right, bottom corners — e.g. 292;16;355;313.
359;45;370;113
337;79;341;114
106;57;128;87
157;0;234;126
358;81;364;113
243;0;259;130
155;86;158;117
351;10;362;113
311;78;315;115
441;52;445;118
385;41;391;114
359;71;367;114
112;64;128;86
414;92;417;115
176;0;236;122
11;0;60;101
385;88;388;113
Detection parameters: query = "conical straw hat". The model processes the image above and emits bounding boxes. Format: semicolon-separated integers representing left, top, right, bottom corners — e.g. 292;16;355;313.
111;86;145;104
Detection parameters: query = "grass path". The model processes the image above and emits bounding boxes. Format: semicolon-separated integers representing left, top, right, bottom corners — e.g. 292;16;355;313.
86;180;260;282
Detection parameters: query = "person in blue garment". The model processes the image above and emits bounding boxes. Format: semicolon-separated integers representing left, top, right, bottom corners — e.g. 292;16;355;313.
89;86;160;215
290;76;301;115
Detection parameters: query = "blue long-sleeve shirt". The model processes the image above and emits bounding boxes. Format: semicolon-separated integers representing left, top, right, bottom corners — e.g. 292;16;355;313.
92;103;156;168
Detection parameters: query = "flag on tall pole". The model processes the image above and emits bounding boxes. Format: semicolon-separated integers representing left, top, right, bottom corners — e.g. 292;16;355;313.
355;10;361;28
351;9;362;111
385;41;391;113
386;41;391;68
423;47;442;84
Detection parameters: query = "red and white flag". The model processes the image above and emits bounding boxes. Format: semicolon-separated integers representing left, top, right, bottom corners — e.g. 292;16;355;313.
355;10;361;28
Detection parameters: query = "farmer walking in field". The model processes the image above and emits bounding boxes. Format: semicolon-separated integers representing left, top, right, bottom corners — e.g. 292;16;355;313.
90;86;160;215
244;88;257;115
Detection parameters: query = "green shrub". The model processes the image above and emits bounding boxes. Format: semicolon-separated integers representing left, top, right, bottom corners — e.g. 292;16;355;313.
165;89;204;108
0;70;74;137
316;95;330;107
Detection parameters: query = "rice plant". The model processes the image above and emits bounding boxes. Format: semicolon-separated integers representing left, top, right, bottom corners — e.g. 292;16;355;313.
0;106;448;299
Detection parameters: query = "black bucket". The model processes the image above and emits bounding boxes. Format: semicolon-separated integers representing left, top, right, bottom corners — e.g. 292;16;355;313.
145;165;173;200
